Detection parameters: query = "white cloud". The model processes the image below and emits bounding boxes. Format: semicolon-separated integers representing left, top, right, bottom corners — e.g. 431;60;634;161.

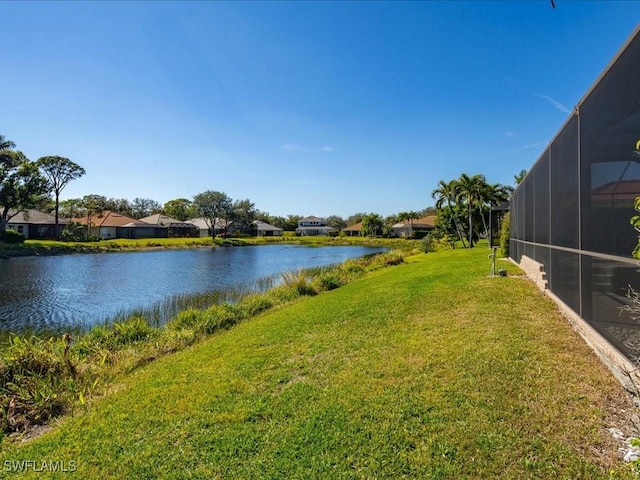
505;130;518;138
509;141;545;155
532;92;571;114
282;144;334;153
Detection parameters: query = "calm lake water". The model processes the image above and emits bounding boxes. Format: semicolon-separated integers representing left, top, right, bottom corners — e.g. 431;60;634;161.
0;245;386;334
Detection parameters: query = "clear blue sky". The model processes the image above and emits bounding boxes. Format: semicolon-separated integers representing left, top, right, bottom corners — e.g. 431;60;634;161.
2;1;639;218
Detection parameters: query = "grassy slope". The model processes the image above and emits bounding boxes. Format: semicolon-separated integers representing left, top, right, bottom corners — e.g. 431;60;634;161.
1;247;635;479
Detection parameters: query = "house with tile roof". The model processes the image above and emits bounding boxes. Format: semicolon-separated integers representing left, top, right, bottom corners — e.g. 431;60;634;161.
73;210;165;239
341;222;363;237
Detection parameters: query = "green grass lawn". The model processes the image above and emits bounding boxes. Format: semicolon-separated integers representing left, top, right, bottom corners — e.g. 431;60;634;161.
1;246;636;479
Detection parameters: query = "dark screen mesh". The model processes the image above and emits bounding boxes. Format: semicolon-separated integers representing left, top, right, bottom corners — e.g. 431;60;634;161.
580;31;640;257
534;151;550;245
524;176;534;242
508;28;640;367
550;115;579;249
549;249;580;314
582;256;640;363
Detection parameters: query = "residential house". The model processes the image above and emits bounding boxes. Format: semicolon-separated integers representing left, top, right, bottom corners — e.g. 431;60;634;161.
140;214;198;237
255;220;283;237
73;210;165;239
187;218;229;238
392;215;436;239
295;216;336;236
341;222;363;237
6;210;68;239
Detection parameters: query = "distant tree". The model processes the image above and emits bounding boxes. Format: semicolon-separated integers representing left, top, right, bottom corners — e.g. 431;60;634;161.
163;198;196;221
231;198;257;235
256;211;287;229
324;215;346;231
193;190;233;239
346;212;366;227
107;197;133;217
80;194;106;239
420;206;438;217
59;198;86;219
282;215;302;232
0;137;49;234
131;197;162;219
361;213;384;237
36;156;86;240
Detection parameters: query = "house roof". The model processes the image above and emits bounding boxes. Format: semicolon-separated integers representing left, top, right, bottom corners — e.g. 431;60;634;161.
392;215;436;229
299;215;324;223
140;214;180;226
140;214;196;228
187;217;228;230
8;209;68;225
73;210;145;227
342;222;362;232
254;221;282;231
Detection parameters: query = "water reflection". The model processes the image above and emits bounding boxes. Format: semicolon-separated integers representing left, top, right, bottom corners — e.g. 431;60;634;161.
0;245;385;334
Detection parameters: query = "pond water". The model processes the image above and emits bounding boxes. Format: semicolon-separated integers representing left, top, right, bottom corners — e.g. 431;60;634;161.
0;245;386;334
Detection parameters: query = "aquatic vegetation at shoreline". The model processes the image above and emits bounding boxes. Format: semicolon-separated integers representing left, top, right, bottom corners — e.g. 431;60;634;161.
0;250;405;438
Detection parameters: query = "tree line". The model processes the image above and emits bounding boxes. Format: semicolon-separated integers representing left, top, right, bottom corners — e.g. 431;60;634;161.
1;133;518;244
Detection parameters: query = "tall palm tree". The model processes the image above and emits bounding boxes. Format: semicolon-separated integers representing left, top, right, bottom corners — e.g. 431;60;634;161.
477;182;511;239
454;173;487;248
431;179;467;247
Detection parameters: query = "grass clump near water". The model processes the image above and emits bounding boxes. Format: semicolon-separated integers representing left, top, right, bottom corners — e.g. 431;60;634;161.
0;250;405;441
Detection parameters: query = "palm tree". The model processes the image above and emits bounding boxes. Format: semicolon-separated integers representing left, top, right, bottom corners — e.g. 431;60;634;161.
514;169;527;185
477;182;511;239
454;173;487;248
431;180;467;247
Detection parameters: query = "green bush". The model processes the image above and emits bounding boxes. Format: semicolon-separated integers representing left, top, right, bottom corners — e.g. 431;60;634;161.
421;234;437;253
0;229;25;243
500;212;510;258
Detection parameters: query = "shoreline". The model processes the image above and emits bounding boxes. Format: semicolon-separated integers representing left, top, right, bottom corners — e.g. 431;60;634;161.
0;236;419;259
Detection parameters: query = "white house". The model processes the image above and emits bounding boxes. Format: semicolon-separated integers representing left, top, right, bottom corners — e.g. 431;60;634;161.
295;216;336;236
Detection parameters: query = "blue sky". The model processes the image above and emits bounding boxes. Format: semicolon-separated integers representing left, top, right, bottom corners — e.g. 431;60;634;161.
2;1;639;218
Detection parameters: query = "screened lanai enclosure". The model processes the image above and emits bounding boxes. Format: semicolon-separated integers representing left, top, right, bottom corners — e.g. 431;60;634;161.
510;25;640;370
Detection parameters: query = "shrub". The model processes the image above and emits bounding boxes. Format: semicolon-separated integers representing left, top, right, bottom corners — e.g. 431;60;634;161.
280;270;317;296
0;335;76;433
500;212;510;258
0;229;25;243
167;309;204;331
421;234;437;253
314;271;344;291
